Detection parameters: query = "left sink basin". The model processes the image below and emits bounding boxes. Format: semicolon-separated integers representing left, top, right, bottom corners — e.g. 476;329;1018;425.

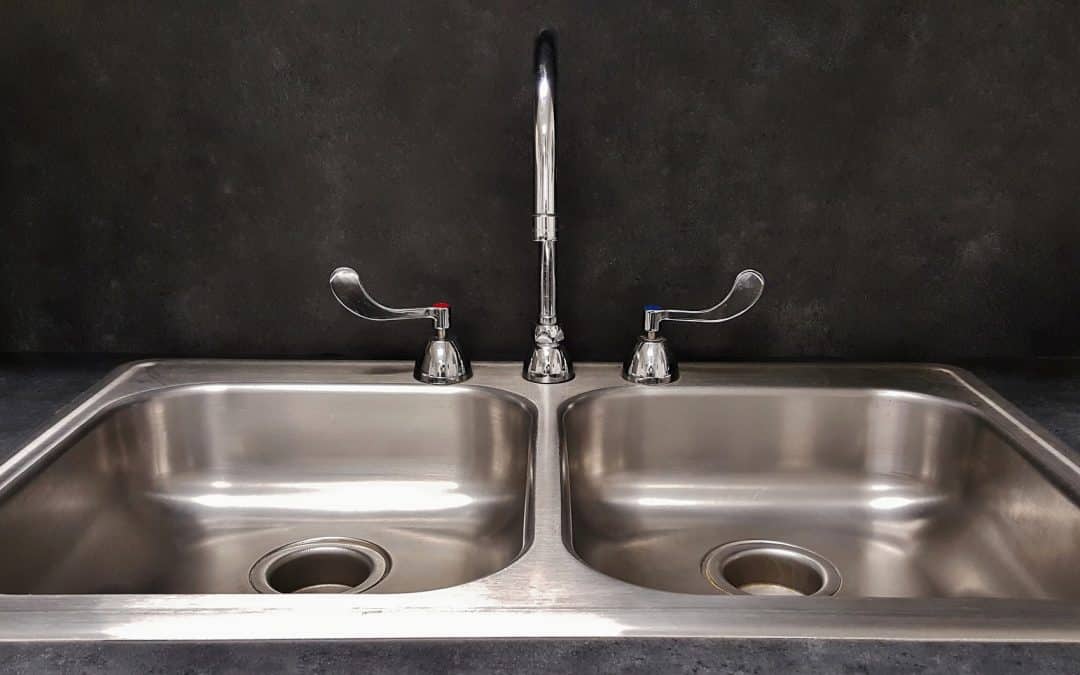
0;364;535;594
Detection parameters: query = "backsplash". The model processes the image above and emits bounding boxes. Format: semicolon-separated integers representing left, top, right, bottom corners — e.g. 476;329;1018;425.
2;2;1077;361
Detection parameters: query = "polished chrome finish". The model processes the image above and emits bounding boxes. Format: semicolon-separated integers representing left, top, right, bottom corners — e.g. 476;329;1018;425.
330;266;470;384
525;30;573;384
642;269;765;334
623;270;764;384
249;537;390;594
534;32;555;221
533;214;556;241
523;323;573;384
414;334;471;384
330;267;449;330
702;541;842;597
3;361;1080;641
621;335;678;385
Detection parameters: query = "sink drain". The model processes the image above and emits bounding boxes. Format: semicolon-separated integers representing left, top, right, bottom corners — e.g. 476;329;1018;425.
249;537;390;594
702;540;841;597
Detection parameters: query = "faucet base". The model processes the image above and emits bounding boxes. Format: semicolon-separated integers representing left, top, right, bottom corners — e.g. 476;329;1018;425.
524;344;574;383
523;324;574;383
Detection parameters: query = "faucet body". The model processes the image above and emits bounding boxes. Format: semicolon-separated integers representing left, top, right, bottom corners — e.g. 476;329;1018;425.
524;31;574;383
329;267;471;385
623;270;765;384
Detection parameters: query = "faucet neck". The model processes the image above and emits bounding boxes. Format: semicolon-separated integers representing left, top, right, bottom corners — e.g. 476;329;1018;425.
534;31;556;219
525;30;573;384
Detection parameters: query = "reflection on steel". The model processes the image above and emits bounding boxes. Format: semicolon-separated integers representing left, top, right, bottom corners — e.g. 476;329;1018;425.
1;361;1079;641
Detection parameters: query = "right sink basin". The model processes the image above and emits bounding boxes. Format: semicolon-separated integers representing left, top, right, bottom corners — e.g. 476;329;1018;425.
561;384;1080;600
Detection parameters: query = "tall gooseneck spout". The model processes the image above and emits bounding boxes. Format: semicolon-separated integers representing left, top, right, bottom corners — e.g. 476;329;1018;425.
524;30;573;383
534;32;556;240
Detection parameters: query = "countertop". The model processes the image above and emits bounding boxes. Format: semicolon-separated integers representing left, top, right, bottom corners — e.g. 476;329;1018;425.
1;356;1078;674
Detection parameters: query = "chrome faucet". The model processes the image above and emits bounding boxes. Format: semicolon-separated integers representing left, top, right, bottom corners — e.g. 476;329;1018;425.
329;267;471;384
524;30;573;383
623;270;765;384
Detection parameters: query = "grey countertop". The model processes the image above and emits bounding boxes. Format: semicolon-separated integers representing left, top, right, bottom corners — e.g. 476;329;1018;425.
1;356;1079;674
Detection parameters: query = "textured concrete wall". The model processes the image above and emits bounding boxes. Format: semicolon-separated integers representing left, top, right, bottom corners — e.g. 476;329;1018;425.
2;2;1077;360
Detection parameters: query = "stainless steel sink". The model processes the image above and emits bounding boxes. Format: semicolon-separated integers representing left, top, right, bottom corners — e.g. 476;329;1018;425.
1;361;1079;641
562;386;1080;599
0;368;534;595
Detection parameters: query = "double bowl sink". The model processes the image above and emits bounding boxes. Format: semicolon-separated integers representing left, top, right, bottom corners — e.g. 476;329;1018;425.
1;360;1079;640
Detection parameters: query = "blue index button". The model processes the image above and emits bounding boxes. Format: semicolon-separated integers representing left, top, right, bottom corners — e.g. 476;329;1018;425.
644;304;662;311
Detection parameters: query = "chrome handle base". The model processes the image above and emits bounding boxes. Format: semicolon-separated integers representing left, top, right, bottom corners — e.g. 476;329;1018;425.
622;334;678;385
415;334;472;384
623;270;765;385
329;267;470;385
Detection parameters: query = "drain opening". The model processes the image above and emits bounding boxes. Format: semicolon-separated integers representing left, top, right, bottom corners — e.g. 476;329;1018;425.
702;540;841;597
250;537;390;594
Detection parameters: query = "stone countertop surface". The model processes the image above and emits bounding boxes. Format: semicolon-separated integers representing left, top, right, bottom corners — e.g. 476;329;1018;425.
0;356;1078;673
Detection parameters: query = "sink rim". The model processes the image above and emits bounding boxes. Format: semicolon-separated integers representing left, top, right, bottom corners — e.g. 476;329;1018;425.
1;359;1079;642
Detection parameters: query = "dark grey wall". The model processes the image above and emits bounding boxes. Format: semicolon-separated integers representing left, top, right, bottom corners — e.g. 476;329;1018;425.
2;2;1078;361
